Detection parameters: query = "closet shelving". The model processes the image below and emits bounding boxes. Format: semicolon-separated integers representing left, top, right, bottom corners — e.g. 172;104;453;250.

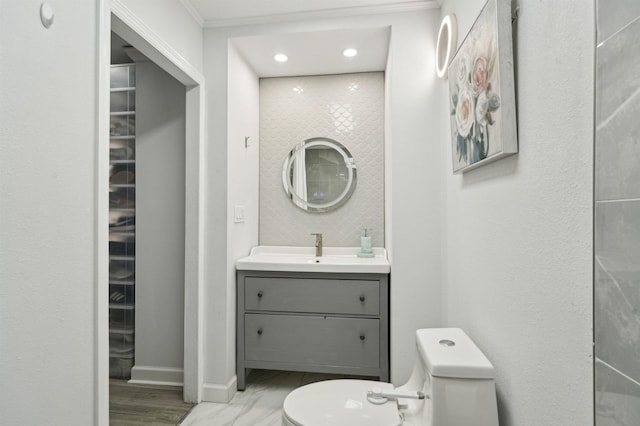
109;64;136;379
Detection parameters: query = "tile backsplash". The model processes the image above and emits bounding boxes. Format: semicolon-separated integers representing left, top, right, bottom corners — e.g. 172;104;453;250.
259;72;384;247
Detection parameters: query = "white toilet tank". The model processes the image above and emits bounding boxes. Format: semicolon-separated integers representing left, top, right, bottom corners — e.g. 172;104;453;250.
409;328;499;426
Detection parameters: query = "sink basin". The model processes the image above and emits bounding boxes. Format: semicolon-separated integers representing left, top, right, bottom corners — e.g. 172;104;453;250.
236;246;390;274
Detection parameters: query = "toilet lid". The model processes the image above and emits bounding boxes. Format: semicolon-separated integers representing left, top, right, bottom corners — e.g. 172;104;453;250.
283;380;402;426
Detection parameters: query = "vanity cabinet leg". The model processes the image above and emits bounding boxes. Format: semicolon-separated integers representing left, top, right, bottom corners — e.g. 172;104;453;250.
237;368;246;390
237;274;246;391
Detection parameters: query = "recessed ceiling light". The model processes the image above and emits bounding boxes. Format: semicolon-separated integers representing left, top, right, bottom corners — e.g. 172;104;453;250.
274;53;288;63
342;48;358;58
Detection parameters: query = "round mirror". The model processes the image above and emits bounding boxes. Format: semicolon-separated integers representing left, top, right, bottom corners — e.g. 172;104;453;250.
282;137;357;213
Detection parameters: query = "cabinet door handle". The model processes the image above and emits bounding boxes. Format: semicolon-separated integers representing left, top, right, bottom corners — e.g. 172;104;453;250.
360;334;365;341
257;328;263;336
359;295;365;302
257;291;263;298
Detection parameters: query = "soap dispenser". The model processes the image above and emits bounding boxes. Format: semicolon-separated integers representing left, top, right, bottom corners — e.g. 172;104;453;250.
358;228;374;258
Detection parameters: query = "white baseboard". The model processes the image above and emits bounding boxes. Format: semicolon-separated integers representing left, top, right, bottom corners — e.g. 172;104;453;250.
129;365;184;387
201;376;237;403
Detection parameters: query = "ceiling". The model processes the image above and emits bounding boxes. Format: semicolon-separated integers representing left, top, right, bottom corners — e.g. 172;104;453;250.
181;0;441;27
186;0;441;77
232;27;391;78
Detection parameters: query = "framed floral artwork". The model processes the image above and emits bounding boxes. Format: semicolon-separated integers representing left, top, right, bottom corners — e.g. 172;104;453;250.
448;0;517;174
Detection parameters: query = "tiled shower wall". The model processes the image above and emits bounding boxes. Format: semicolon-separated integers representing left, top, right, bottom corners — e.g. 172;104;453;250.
595;2;640;425
259;73;384;247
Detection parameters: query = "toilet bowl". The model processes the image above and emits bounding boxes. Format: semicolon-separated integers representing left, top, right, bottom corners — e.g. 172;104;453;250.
282;328;499;426
283;379;401;426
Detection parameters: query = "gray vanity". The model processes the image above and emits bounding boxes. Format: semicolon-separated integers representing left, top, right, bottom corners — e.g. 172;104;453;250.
236;247;390;390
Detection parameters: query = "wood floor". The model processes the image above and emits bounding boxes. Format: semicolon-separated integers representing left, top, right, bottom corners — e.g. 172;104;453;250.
110;379;195;425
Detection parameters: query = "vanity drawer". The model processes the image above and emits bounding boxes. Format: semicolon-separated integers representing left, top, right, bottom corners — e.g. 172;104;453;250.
244;277;379;315
244;314;380;368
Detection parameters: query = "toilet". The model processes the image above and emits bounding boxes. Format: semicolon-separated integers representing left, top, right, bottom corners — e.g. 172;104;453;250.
282;328;499;426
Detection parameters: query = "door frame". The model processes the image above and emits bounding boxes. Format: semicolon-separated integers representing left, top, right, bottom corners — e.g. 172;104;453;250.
96;1;205;423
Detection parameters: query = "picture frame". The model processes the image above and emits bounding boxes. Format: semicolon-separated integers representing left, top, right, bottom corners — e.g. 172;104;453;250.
448;0;517;174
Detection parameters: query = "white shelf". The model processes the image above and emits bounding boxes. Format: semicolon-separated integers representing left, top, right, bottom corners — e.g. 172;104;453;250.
109;255;134;261
110;87;136;93
109;328;134;335
109;230;135;237
109;303;134;310
109;279;135;286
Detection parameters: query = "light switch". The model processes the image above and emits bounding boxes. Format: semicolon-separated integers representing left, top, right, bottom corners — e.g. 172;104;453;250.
234;205;245;223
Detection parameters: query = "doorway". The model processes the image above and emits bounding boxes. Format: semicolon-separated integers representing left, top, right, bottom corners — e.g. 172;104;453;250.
98;5;205;424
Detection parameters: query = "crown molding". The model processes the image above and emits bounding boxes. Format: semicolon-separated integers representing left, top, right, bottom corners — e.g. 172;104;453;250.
203;0;442;28
178;0;205;27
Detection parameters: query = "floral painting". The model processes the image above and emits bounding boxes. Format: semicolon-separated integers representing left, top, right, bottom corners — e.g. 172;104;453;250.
448;0;517;173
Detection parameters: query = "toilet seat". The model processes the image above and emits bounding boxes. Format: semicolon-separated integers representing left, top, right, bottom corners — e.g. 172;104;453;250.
282;379;402;426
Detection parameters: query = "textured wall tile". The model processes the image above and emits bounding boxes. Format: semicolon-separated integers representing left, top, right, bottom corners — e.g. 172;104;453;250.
597;0;640;43
596;359;640;426
259;73;384;247
596;16;640;126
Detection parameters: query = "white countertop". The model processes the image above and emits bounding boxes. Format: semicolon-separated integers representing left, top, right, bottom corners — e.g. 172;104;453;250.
236;246;390;274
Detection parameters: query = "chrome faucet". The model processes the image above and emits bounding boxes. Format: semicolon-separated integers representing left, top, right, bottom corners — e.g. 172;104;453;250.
311;233;323;257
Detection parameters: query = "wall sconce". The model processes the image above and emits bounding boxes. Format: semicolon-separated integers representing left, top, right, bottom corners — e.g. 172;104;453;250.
435;14;458;79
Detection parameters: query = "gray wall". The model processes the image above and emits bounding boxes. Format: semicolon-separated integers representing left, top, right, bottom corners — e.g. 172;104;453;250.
133;60;186;382
259;72;385;248
595;2;640;425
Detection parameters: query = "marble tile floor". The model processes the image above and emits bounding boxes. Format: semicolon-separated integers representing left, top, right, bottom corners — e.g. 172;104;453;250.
180;369;375;426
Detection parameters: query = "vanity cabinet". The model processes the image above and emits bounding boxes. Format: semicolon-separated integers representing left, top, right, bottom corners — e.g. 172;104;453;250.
236;270;389;390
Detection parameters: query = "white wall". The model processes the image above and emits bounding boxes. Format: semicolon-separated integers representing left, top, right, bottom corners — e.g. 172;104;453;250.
439;0;594;425
203;9;443;396
0;1;98;424
133;60;186;384
224;43;260;396
384;11;444;383
226;43;260;339
201;29;230;398
199;41;260;400
0;0;203;421
119;0;203;73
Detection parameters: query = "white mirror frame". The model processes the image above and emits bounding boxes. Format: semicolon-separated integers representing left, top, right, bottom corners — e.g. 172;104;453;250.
436;14;458;79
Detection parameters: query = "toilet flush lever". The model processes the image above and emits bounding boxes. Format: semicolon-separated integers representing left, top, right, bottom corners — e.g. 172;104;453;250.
366;387;428;405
